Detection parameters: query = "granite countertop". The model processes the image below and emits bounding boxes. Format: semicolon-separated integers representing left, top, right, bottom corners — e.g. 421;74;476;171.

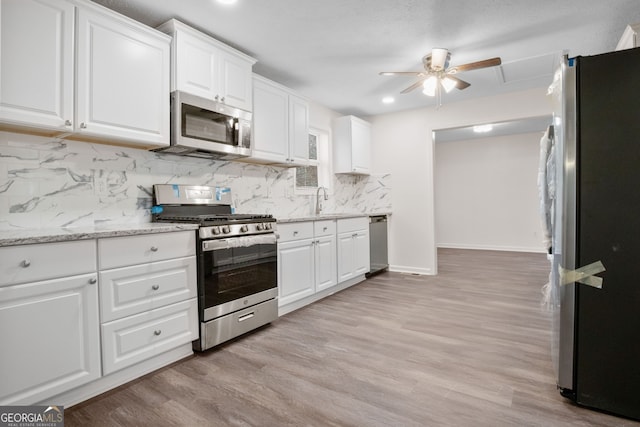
277;212;391;223
0;223;199;247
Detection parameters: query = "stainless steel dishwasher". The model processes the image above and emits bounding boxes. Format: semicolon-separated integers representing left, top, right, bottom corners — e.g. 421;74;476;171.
367;215;388;276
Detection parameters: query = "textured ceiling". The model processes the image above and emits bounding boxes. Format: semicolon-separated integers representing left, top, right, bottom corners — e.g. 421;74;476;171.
93;0;640;117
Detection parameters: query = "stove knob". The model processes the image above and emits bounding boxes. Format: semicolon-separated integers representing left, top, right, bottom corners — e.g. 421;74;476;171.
256;223;264;231
240;225;248;233
265;223;273;230
212;227;220;235
222;225;231;234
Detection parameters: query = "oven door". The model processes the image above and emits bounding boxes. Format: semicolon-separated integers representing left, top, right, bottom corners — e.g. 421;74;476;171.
200;233;277;321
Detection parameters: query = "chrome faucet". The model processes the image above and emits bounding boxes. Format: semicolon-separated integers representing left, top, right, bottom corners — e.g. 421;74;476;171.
315;186;328;215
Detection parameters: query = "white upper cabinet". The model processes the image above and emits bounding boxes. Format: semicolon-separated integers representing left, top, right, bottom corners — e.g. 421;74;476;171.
333;115;371;175
0;0;171;147
75;5;170;146
0;0;74;131
158;19;256;112
250;75;309;166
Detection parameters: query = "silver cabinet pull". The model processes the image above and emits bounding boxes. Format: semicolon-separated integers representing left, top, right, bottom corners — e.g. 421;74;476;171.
293;231;298;236
150;246;158;252
221;96;225;102
214;95;219;101
152;284;160;290
89;277;97;284
64;119;72;126
21;260;31;268
154;330;162;336
80;123;87;129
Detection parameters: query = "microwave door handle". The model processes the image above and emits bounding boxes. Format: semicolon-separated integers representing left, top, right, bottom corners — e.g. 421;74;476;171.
233;118;240;146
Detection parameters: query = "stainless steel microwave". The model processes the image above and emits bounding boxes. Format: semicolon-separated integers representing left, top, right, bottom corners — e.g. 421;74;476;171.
153;91;252;159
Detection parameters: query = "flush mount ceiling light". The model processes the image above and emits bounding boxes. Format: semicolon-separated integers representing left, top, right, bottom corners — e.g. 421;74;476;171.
382;96;395;104
473;124;494;133
380;47;502;107
217;0;237;4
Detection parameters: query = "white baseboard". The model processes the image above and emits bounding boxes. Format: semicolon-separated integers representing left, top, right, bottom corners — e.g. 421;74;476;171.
388;265;434;275
437;243;547;253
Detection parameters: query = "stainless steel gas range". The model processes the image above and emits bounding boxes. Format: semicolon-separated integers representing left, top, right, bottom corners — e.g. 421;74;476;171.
152;184;278;351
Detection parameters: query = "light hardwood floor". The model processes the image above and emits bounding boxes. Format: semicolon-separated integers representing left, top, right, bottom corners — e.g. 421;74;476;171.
65;249;640;426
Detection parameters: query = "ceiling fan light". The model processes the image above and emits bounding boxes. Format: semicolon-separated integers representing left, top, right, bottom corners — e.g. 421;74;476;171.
441;76;457;93
422;76;437;96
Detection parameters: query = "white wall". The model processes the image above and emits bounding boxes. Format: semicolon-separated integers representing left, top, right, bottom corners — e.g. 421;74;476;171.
435;132;545;253
369;88;552;275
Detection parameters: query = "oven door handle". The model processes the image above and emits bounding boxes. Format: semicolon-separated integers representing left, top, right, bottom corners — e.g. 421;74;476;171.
202;233;277;252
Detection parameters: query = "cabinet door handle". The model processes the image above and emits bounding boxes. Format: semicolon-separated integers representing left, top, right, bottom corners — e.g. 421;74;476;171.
21;260;31;268
220;96;225;103
64;119;72;126
150;246;158;252
323;227;328;231
152;284;160;290
89;277;97;285
238;312;255;322
80;122;87;129
293;231;298;236
154;330;162;336
352;233;358;237
214;95;219;101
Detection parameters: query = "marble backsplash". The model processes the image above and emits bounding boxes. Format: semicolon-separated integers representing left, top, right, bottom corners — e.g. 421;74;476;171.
0;131;391;230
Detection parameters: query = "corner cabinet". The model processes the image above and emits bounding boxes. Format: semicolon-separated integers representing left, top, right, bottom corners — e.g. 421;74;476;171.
0;0;171;147
157;19;256;112
333;115;371;175
249;75;310;166
0;240;100;405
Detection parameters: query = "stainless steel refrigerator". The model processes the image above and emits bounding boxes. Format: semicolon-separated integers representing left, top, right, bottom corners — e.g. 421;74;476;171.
550;48;640;420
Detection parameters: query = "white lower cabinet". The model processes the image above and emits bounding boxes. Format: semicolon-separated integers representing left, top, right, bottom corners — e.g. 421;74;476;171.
277;222;315;306
0;241;100;405
278;219;344;314
337;217;370;282
98;231;198;374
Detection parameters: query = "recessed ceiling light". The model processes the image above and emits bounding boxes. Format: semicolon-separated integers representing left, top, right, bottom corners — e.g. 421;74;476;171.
217;0;237;4
473;124;493;133
382;96;395;104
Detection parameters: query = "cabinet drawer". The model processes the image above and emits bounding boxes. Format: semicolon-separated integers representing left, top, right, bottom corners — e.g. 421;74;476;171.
101;298;198;375
99;257;197;322
337;217;368;234
98;231;196;269
0;240;97;287
277;222;314;242
314;220;336;237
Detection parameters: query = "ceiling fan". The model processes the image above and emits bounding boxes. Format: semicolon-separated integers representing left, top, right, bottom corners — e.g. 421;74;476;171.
380;48;502;105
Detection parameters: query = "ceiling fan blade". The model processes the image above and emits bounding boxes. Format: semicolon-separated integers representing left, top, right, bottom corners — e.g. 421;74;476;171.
448;57;502;73
400;79;426;94
445;75;471;90
379;71;425;76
